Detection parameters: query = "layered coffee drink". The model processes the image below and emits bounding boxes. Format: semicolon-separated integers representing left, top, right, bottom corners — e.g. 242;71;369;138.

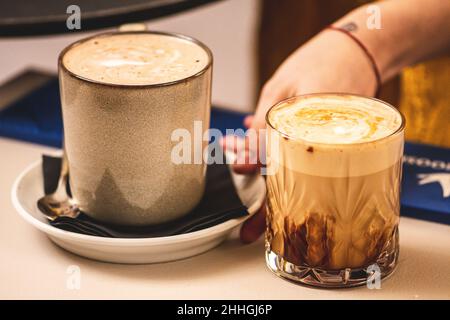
265;94;404;287
59;32;212;226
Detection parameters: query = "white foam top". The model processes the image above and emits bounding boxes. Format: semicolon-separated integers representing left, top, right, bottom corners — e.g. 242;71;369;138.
62;33;209;85
266;95;404;177
268;95;402;144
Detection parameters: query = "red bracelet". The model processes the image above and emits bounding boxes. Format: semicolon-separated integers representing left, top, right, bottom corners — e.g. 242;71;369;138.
325;25;381;98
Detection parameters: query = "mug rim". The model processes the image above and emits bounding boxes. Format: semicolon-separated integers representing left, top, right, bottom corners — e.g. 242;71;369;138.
265;93;406;147
58;30;213;88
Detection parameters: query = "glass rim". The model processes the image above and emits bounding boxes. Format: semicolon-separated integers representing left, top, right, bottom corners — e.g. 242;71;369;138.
265;93;406;147
58;30;213;88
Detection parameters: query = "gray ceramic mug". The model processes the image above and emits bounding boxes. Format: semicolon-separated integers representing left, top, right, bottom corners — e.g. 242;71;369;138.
58;31;213;226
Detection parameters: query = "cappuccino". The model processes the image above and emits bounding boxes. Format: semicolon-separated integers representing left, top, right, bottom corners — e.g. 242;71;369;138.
62;33;209;85
59;32;212;226
265;94;404;287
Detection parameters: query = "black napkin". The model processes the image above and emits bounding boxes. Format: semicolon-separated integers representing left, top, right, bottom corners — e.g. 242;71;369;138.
42;155;248;238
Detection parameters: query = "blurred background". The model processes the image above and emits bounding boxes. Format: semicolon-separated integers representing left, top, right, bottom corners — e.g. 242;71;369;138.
0;0;259;112
0;0;448;147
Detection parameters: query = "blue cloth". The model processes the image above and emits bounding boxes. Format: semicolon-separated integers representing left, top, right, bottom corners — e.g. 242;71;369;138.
0;79;62;147
0;79;448;224
402;143;450;224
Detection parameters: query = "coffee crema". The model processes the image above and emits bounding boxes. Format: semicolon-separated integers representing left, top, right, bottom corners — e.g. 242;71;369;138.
268;95;402;144
267;95;404;178
62;33;209;85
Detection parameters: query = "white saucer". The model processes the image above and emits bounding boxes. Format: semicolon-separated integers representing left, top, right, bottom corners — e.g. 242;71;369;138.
11;156;265;264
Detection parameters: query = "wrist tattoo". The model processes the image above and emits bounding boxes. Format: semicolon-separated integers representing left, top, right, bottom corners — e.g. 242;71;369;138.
340;22;358;32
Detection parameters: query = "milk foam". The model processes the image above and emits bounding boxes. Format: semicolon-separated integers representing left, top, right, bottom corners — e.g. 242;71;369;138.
266;95;404;177
268;95;401;144
62;33;209;85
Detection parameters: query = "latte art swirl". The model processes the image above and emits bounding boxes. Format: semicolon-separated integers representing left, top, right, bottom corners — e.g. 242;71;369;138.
268;96;402;144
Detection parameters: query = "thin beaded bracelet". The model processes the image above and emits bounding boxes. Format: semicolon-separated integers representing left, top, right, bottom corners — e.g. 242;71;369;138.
326;25;382;98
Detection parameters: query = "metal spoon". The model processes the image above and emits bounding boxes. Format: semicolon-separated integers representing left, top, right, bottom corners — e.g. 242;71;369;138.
37;151;79;221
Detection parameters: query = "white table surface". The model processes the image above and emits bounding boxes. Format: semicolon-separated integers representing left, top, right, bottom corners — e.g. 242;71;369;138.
1;137;449;300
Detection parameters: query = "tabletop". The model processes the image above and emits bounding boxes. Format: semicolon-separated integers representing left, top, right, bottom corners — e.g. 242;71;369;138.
1;136;450;299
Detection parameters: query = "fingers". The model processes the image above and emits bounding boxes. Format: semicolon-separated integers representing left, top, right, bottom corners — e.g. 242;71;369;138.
236;84;287;243
231;84;287;243
220;135;261;174
222;81;289;174
220;134;245;155
240;204;266;244
243;115;254;128
232;153;261;174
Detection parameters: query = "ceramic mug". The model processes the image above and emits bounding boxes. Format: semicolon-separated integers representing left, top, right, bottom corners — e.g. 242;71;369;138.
58;31;213;226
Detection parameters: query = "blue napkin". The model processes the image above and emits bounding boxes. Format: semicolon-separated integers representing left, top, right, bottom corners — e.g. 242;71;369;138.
0;78;62;147
401;143;450;224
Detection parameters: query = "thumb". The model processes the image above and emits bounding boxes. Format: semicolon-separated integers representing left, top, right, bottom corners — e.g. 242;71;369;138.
240;205;266;244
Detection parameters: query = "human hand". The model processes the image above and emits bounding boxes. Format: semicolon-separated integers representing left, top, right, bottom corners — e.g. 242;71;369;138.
223;29;378;243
